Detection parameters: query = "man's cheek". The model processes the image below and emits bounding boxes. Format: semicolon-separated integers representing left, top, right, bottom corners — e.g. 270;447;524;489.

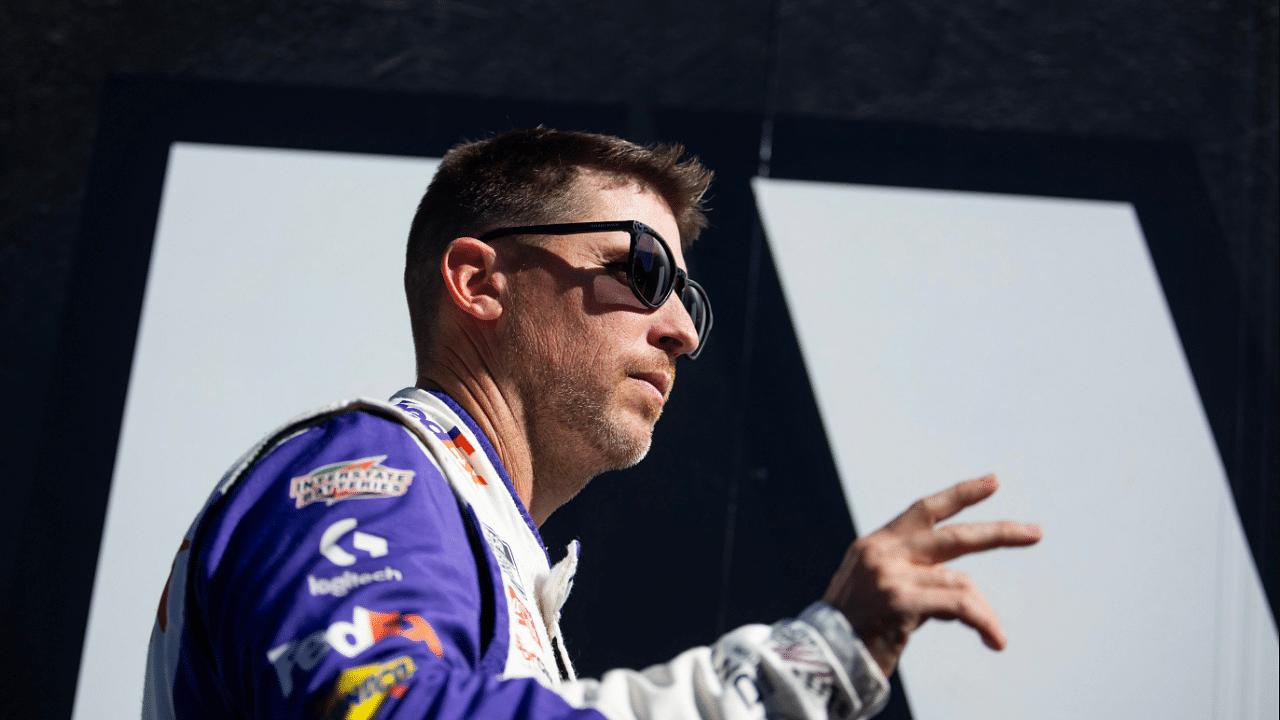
590;276;648;310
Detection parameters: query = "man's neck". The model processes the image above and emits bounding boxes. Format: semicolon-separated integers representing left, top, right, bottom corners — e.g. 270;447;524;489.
415;371;539;519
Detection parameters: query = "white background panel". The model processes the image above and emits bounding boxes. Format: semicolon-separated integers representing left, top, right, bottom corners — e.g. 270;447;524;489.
73;144;436;719
73;146;1278;719
754;178;1277;720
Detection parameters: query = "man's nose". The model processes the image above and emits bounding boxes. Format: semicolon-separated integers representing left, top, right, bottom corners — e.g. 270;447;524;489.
650;290;700;358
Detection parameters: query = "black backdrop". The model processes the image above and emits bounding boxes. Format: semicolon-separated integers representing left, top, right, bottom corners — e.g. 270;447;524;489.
4;74;1271;720
3;5;1277;719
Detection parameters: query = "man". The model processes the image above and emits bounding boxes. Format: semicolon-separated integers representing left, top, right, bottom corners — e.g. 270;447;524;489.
144;128;1041;719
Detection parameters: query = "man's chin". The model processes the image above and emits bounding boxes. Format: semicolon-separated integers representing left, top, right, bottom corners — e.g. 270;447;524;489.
611;436;652;470
595;414;654;471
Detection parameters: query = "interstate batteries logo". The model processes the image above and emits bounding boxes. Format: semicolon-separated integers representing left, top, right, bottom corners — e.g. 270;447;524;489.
290;456;414;509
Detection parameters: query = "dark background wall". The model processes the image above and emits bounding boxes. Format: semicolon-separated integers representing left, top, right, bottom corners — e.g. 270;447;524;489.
5;2;1278;430
1;0;1276;715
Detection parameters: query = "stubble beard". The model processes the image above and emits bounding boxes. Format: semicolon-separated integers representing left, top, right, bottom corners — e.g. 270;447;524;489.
502;299;655;496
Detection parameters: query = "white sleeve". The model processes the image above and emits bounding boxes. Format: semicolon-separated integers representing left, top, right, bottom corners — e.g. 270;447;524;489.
552;602;890;720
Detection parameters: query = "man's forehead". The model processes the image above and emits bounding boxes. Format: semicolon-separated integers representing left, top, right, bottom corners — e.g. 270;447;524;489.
569;173;679;240
570;172;674;219
573;168;654;195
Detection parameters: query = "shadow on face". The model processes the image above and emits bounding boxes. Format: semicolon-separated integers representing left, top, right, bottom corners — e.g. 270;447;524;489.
503;241;652;316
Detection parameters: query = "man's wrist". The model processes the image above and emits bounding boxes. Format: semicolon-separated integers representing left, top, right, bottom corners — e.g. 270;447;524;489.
798;601;890;717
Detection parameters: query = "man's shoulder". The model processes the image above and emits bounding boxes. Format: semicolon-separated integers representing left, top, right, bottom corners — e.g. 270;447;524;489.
187;397;481;616
193;398;461;571
255;405;436;508
223;398;450;509
168;398;491;712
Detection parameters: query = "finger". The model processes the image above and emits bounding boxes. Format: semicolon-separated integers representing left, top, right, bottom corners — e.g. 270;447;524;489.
891;474;1000;531
907;564;975;590
912;520;1043;563
908;585;1008;651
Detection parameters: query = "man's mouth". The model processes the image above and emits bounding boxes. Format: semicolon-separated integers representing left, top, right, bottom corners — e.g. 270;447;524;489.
627;370;671;401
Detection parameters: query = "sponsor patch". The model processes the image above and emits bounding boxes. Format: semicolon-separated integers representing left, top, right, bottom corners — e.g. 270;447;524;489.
504;583;552;680
446;426;476;455
768;625;835;697
713;641;768;707
319;518;389;566
289;456;414;509
393;399;428;424
405;409;488;486
268;632;331;697
268;606;444;697
308;566;403;597
482;524;524;595
316;655;417;720
438;428;487;485
515;636;540;663
508;585;542;649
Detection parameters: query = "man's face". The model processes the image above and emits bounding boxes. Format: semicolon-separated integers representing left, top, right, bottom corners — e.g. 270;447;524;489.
497;174;700;482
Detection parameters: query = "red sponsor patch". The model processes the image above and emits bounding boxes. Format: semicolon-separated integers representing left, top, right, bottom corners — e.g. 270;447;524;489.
508;585;543;649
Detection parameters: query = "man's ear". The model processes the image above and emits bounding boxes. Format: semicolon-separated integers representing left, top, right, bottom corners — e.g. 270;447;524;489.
440;237;504;321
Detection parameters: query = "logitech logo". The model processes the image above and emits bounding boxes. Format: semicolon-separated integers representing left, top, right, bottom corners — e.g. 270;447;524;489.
308;566;403;597
320;518;388;566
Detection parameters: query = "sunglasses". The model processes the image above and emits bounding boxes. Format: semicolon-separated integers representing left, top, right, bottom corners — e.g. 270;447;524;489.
478;220;712;359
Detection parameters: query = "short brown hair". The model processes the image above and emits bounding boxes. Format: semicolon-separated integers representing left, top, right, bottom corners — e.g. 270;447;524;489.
404;128;714;368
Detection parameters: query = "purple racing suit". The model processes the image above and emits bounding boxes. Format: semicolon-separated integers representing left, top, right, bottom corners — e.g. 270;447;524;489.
143;387;889;719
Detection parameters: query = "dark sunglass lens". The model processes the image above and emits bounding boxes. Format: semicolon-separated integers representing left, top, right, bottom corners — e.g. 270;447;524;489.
681;286;700;326
631;231;671;305
681;282;713;359
681;287;706;332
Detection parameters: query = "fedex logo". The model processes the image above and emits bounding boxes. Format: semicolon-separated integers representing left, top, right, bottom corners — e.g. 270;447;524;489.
408;411;488;487
267;606;444;696
436;425;487;485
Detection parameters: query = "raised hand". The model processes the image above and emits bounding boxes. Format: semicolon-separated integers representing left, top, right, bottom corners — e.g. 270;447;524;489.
822;474;1042;676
